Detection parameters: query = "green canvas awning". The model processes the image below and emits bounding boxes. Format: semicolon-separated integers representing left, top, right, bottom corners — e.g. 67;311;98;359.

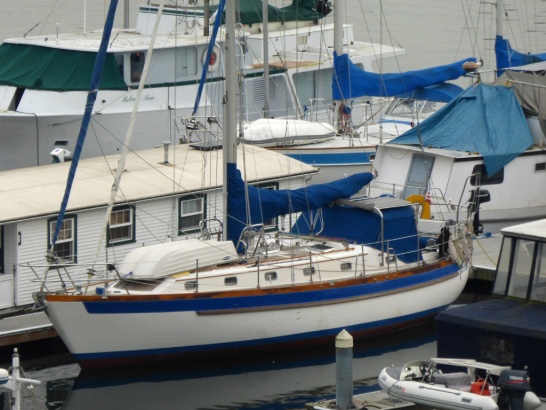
0;43;127;91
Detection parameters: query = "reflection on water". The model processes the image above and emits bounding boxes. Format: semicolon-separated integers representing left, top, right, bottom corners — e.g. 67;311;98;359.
14;324;436;410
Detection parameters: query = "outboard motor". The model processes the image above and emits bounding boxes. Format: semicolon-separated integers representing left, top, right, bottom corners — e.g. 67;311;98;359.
497;370;533;410
468;188;490;235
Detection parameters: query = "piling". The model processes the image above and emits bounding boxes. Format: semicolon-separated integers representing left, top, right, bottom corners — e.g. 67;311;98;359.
335;329;353;410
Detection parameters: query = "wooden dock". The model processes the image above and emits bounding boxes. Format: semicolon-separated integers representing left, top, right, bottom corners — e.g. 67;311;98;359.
306;390;416;410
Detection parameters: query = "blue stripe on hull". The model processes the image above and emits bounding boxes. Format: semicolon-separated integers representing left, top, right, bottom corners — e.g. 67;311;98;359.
82;264;459;314
284;152;373;166
73;304;448;364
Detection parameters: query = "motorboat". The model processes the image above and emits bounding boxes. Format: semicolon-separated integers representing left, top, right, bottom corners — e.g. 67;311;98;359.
378;358;542;410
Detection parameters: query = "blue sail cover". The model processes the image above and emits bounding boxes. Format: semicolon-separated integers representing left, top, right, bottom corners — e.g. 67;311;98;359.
226;163;373;247
388;84;534;176
291;204;420;263
495;35;546;76
332;53;476;100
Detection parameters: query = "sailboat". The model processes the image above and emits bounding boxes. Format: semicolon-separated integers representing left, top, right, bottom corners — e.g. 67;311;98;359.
32;0;472;370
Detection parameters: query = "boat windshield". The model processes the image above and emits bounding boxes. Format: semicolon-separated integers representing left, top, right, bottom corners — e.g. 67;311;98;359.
493;236;546;302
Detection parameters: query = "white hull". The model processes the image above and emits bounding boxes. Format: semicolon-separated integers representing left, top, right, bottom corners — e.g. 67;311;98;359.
378;366;498;410
44;257;469;368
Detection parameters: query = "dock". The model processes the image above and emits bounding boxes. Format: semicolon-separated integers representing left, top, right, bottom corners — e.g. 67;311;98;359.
306;390;415;410
471;234;502;280
0;310;70;368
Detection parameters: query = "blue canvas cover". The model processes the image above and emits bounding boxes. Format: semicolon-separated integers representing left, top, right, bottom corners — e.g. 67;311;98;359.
291;203;420;263
495;35;546;76
394;83;464;104
226;163;373;248
332;53;476;100
388;84;534;176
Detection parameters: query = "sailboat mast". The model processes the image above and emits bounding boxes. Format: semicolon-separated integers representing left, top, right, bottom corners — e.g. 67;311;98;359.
496;0;503;38
333;0;344;129
223;0;238;240
263;0;270;117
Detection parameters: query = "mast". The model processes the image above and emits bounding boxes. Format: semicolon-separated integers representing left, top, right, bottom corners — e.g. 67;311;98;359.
50;0;119;252
333;0;344;130
222;0;238;240
262;0;270;117
496;0;503;39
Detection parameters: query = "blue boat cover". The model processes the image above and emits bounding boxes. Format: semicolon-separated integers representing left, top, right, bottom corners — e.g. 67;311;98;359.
393;83;464;104
226;163;373;249
332;53;476;101
291;203;421;263
495;35;546;76
387;84;534;176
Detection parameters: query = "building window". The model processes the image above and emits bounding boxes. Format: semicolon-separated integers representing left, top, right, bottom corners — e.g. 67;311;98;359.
254;182;279;231
179;195;205;235
535;162;546;172
107;205;135;247
48;215;77;263
470;164;504;186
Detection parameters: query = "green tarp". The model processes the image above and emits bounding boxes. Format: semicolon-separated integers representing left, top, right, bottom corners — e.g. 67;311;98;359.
0;43;127;91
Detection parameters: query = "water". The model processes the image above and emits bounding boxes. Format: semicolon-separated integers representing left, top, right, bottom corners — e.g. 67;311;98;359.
10;324;436;409
0;1;543;408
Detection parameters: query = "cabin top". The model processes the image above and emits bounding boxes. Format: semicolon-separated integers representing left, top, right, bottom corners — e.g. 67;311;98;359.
501;218;546;240
0;144;317;224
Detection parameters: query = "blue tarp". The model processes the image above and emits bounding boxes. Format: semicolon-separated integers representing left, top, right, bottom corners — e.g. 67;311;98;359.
393;83;464;104
332;53;476;101
495;35;546;76
226;163;373;249
291;204;420;263
387;84;534;176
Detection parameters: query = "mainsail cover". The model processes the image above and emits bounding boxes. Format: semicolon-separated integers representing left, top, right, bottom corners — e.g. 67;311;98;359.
495;35;546;76
226;163;373;247
332;53;476;101
388;83;534;176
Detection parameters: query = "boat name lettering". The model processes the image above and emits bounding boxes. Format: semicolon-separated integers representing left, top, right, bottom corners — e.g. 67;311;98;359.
122;94;156;103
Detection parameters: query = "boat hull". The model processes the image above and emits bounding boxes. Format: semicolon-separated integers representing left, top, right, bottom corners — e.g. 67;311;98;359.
44;262;469;369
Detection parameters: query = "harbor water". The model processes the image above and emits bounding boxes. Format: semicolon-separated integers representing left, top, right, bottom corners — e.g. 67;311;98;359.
5;324;437;409
0;0;545;408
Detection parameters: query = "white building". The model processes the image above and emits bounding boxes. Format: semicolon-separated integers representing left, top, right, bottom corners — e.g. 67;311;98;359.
0;144;317;309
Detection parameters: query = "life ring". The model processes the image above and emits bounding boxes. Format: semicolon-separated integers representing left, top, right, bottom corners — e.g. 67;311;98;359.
405;194;431;219
202;45;221;73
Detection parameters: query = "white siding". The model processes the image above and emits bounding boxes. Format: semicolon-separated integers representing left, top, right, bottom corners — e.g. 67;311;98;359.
14;175;311;306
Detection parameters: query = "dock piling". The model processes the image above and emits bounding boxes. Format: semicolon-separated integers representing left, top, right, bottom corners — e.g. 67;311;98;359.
335;329;354;410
